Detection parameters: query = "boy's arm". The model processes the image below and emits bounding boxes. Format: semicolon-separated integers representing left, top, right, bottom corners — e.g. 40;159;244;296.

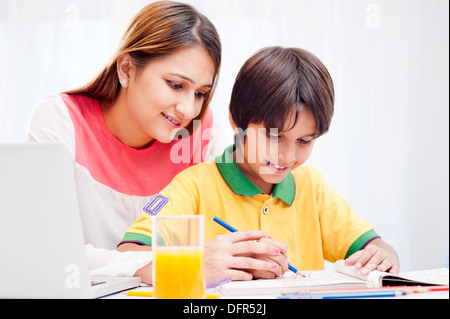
117;171;284;285
118;231;283;285
312;169;399;273
344;238;400;275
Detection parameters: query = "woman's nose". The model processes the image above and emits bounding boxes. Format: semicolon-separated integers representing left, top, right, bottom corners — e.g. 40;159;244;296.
175;94;197;121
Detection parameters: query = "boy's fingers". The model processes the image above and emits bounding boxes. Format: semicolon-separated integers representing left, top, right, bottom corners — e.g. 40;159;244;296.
388;263;400;275
226;230;271;244
353;244;379;269
377;258;393;272
251;267;282;279
378;258;400;274
206;269;253;284
344;250;363;266
269;253;289;274
257;237;288;256
223;269;253;282
228;256;278;273
231;241;281;256
360;261;379;275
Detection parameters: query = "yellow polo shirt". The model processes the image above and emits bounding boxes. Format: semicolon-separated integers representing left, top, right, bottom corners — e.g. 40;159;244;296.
120;145;378;270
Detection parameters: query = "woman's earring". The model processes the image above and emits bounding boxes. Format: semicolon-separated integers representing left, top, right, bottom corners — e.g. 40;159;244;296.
119;78;128;87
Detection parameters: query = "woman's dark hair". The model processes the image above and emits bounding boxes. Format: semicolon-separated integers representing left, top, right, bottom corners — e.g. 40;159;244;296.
230;46;334;137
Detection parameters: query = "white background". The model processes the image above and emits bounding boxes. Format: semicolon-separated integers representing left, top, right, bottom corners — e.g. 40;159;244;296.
0;0;448;271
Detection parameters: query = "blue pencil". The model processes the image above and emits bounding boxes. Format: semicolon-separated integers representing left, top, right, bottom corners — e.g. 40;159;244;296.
213;216;303;276
278;290;406;299
213;216;238;232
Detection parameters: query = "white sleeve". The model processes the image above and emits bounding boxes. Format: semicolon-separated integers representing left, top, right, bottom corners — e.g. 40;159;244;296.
26;94;76;159
86;244;152;277
28;95;153;277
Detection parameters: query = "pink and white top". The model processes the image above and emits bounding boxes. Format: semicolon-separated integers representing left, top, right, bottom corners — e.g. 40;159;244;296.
27;93;215;249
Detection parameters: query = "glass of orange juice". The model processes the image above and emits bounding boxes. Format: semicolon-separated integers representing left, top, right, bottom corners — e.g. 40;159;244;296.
152;215;205;299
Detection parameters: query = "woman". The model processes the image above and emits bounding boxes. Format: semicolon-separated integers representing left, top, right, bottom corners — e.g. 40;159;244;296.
27;1;221;250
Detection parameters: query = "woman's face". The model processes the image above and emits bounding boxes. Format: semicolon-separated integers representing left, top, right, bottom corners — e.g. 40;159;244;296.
116;46;215;148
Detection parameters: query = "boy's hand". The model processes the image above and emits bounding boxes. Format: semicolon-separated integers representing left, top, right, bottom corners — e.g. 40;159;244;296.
245;237;289;279
344;238;400;276
204;231;285;284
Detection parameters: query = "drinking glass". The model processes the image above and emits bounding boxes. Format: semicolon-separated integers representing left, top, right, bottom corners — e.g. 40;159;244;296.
152;215;205;299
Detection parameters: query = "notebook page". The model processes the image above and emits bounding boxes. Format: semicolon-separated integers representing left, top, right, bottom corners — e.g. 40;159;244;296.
398;268;449;286
335;259;449;287
216;270;368;296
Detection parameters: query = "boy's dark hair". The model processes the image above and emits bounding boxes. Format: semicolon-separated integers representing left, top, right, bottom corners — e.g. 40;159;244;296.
230;46;334;137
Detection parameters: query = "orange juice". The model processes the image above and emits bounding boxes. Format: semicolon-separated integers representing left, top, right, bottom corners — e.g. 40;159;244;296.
154;247;205;299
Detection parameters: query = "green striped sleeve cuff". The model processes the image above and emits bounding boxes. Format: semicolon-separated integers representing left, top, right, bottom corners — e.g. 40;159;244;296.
119;233;152;247
345;229;380;258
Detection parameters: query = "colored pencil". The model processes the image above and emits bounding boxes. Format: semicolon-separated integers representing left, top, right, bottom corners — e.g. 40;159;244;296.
121;290;219;299
213;216;304;276
278;290;407;299
206;277;232;289
281;285;449;295
121;290;154;297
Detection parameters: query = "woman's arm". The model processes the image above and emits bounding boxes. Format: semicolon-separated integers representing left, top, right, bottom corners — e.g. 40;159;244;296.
117;243;153;284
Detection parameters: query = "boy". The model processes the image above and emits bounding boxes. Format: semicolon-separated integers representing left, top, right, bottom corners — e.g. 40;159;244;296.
118;47;399;285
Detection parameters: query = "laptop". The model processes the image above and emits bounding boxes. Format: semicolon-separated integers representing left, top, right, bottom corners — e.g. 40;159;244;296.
0;143;141;298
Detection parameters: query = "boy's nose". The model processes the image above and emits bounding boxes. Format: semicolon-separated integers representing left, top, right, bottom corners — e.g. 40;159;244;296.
278;144;296;165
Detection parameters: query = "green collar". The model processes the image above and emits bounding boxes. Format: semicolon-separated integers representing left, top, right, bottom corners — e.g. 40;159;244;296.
215;145;295;205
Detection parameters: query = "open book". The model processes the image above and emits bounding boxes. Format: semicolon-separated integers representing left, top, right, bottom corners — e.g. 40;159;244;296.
215;260;449;296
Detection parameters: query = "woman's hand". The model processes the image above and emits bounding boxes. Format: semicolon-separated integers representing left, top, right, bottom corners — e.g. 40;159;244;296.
205;231;285;284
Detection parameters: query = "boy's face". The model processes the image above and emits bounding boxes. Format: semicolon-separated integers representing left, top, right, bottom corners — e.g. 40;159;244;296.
232;108;317;194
